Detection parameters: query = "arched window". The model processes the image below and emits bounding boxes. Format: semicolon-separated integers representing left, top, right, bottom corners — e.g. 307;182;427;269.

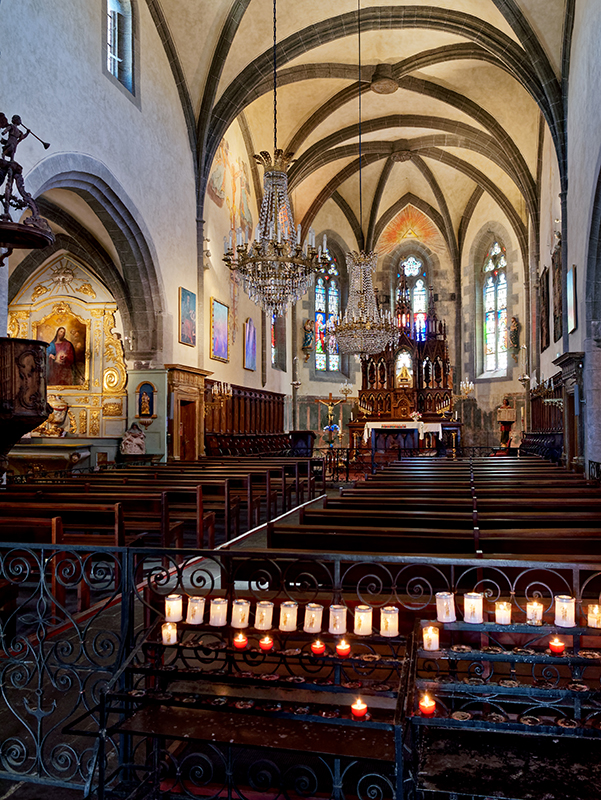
396;254;428;341
271;313;286;370
483;241;508;371
315;252;340;372
413;278;427;342
106;0;134;93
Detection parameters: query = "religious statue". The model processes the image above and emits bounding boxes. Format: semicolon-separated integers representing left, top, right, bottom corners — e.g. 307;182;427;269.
497;397;516;448
33;395;69;437
301;319;314;362
140;391;151;416
120;423;146;455
509;316;520;362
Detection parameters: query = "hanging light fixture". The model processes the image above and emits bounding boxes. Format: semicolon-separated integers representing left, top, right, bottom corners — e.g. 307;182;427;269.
223;0;327;317
333;0;395;356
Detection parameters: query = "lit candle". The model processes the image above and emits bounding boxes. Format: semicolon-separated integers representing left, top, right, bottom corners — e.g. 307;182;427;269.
336;639;351;657
526;601;543;626
380;606;399;637
549;637;565;654
354;605;373;636
436;592;456;623
165;594;183;622
186;596;205;625
464;593;483;624
329;604;347;635
255;600;274;631
351;698;368;719
233;632;248;650
495;601;512;625
162;622;177;645
555;595;576;628
279;601;298;632
419;694;436;716
231;599;250;629
209;597;228;627
422;626;440;651
588;604;601;629
259;636;273;652
303;603;323;634
311;639;326;655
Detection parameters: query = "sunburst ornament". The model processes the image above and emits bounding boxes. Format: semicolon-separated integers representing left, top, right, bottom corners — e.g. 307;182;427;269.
377;205;442;255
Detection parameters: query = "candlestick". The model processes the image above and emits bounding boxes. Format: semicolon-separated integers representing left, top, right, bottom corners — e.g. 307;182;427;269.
311;639;326;655
435;592;456;623
419;694;436;716
259;635;273;651
422;626;440;651
526;601;543;626
354;605;373;636
380;606;399;637
588;604;601;629
233;632;248;650
162;622;177;645
464;592;483;624
279;601;298;632
303;603;323;634
231;599;250;629
186;596;205;625
329;604;347;635
549;637;565;654
209;597;228;627
555;595;576;628
336;639;351;657
351;698;368;719
495;601;512;625
255;600;274;630
165;594;183;622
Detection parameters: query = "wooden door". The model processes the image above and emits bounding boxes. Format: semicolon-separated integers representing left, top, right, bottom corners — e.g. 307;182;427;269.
180;400;197;461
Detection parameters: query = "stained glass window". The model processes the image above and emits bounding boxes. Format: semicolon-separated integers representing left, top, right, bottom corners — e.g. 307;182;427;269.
315;252;340;371
483;241;508;371
271;313;277;367
402;255;422;277
413;278;427;341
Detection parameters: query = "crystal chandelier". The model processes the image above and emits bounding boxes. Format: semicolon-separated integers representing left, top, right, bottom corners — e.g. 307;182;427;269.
222;0;327;316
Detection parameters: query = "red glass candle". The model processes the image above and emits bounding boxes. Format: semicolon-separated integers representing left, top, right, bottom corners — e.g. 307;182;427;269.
549;637;565;654
259;636;273;652
233;633;248;650
311;640;326;655
336;639;351;657
351;698;368;719
419;694;436;716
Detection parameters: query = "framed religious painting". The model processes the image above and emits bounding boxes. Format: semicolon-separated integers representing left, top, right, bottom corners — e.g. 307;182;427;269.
179;287;197;347
210;298;229;362
34;303;90;388
243;317;256;371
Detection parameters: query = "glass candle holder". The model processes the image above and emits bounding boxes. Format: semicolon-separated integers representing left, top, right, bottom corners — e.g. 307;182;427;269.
162;622;177;645
380;606;399;637
336;639;351;657
279;601;298;632
588;604;601;629
495;601;512;625
555;595;576;628
549;637;565;654
209;598;228;627
354;605;373;636
303;603;323;634
464;593;483;624
186;596;205;625
351;699;368;719
329;604;347;635
435;591;456;623
231;599;250;629
254;600;274;631
233;632;248;650
165;594;183;622
259;636;273;651
419;694;436;716
311;639;326;655
526;601;543;626
422;626;439;651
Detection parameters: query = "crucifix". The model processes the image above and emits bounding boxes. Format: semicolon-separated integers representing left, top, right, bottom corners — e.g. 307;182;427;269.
316;393;346;448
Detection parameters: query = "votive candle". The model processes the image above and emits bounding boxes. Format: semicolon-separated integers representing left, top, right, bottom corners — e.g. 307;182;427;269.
336;639;351;657
354;605;373;636
186;596;205;625
422;626;439;651
303;603;323;634
436;591;456;623
279;601;298;632
555;595;576;628
162;622;177;645
549;637;565;654
165;594;183;622
588;604;601;629
233;632;248;649
380;606;399;637
311;640;326;655
209;597;228;627
351;698;368;719
259;635;273;651
526;601;543;626
231;599;250;628
329;604;347;635
419;694;436;716
495;601;512;625
255;600;274;630
464;592;483;624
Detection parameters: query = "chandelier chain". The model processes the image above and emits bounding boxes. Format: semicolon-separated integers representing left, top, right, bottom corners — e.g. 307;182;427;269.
357;0;362;245
273;0;278;155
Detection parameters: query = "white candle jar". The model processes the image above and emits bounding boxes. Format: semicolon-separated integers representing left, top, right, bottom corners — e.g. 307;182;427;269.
186;596;205;625
464;593;483;624
165;594;183;623
436;592;456;623
162;622;177;645
303;603;323;634
279;601;298;632
328;604;347;635
555;595;576;628
588;604;601;629
231;599;250;629
422;626;439;651
526;601;543;626
255;600;274;631
354;605;373;636
380;606;399;638
495;601;512;625
209;598;228;627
